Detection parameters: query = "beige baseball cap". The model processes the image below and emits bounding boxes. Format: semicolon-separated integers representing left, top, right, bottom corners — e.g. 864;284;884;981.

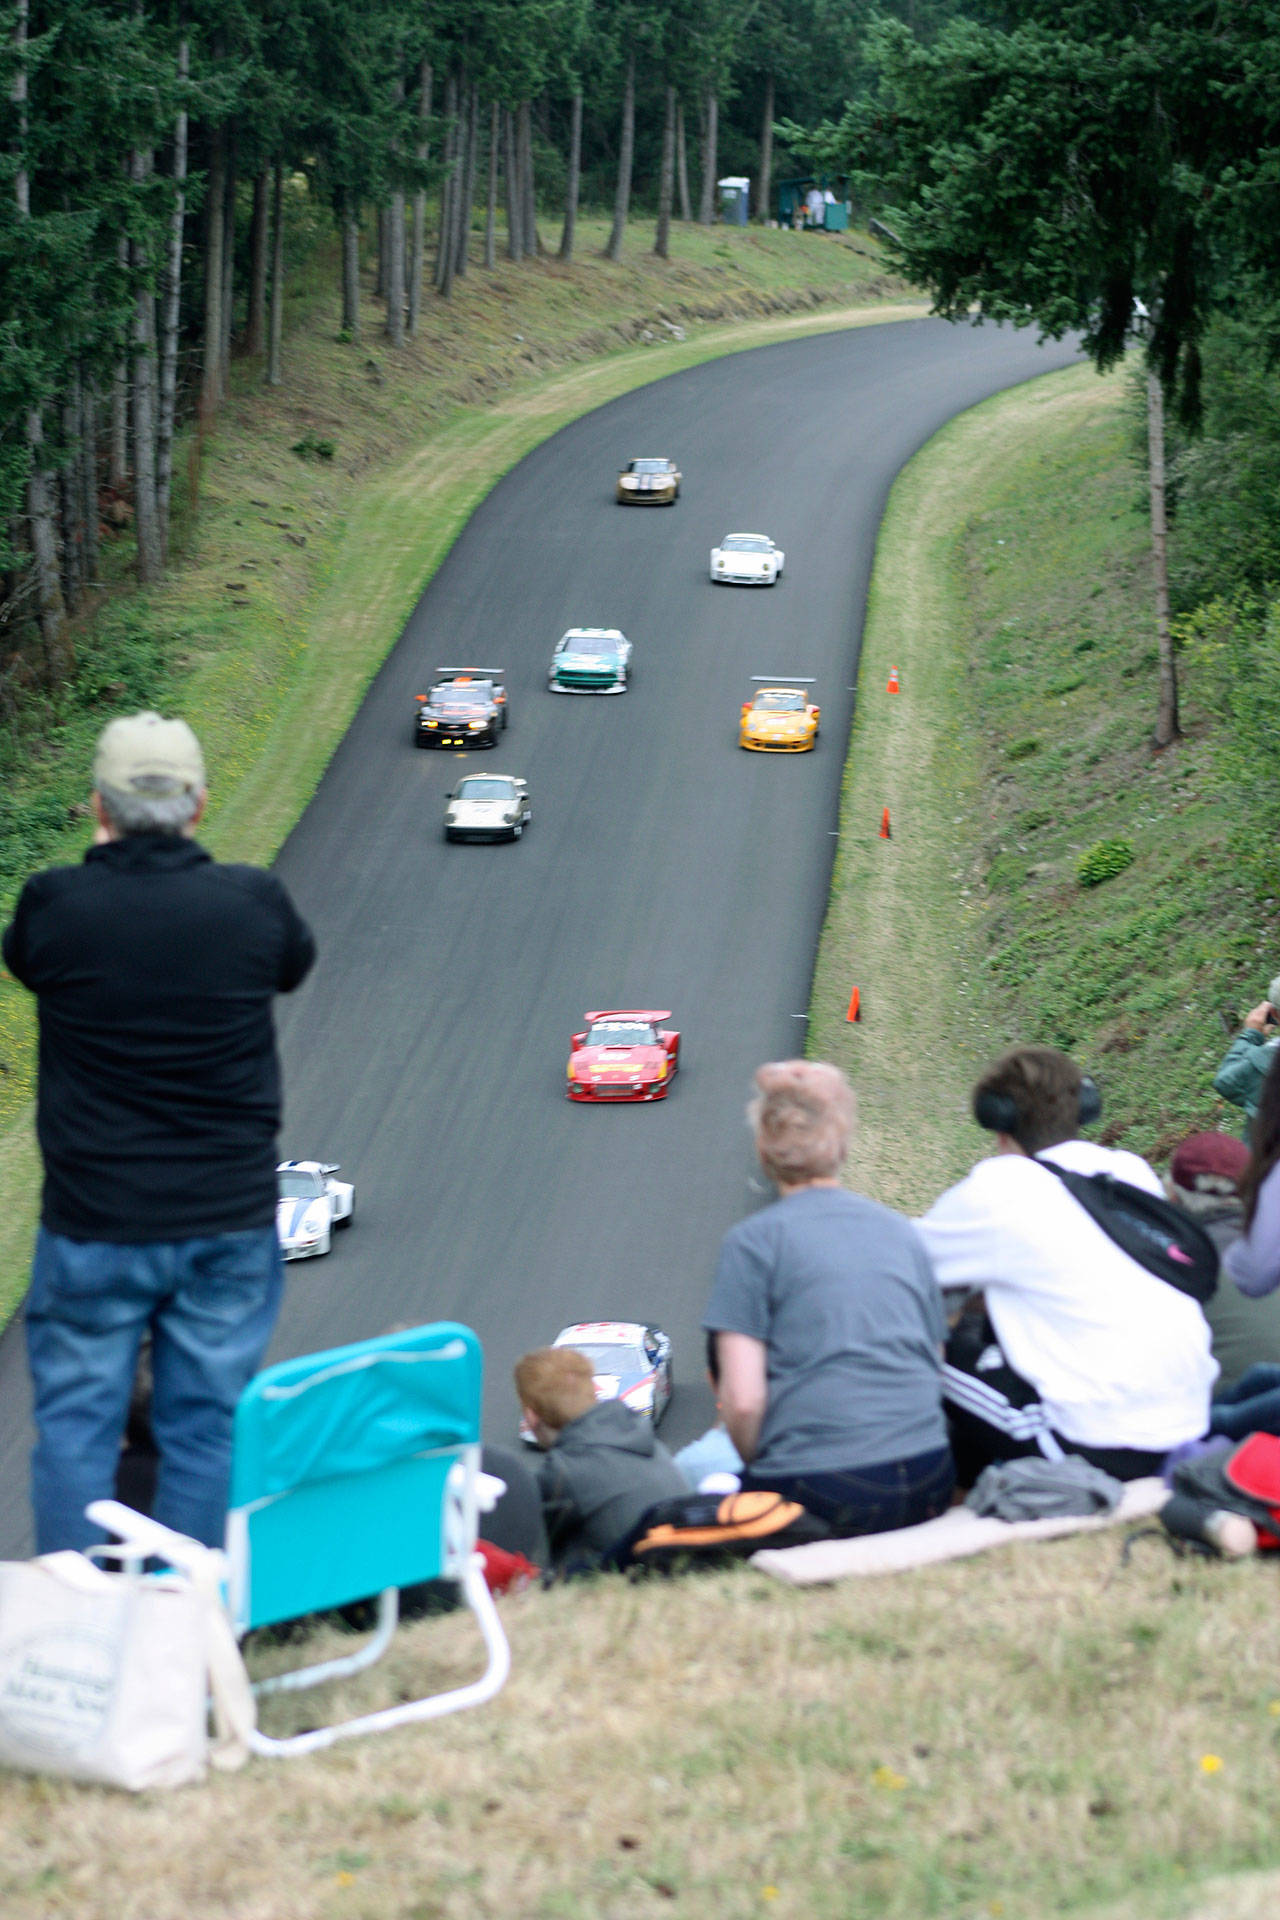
93;712;205;796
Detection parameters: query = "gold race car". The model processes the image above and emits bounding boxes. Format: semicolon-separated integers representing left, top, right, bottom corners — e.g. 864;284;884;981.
616;456;681;505
739;678;820;752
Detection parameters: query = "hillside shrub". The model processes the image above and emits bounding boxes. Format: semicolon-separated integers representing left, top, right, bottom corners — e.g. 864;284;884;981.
1077;838;1136;887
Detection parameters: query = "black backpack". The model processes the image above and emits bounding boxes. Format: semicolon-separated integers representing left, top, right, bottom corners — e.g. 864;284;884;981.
611;1489;831;1573
1035;1159;1219;1303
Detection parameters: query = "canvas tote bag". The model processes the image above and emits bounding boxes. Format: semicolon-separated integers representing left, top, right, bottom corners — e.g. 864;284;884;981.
0;1540;255;1791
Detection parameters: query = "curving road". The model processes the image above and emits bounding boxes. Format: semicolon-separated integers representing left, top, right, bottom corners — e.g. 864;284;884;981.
0;318;1080;1555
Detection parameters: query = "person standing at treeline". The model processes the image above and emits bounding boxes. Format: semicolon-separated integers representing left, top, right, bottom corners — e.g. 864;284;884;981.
4;712;315;1552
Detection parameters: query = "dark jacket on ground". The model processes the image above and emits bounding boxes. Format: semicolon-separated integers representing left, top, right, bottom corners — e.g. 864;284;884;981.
535;1399;686;1561
3;833;315;1241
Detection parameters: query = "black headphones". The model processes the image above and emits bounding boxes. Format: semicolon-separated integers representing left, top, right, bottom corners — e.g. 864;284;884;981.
973;1074;1102;1136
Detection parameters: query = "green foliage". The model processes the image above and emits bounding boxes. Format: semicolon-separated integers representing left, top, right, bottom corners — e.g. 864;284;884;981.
1006;736;1039;761
1076;838;1136;888
291;431;337;461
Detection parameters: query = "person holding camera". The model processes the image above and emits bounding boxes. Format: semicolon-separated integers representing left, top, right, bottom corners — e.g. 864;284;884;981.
1213;978;1280;1137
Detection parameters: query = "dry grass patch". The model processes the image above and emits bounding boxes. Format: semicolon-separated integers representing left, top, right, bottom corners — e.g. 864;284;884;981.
3;1533;1280;1919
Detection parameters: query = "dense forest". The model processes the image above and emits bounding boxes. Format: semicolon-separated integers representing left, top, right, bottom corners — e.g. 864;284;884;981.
0;0;965;683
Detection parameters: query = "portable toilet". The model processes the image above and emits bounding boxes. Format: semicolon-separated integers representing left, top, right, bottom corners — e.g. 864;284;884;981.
718;176;750;226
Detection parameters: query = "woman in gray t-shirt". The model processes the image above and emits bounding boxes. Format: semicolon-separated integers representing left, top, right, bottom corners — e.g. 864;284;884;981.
704;1061;953;1536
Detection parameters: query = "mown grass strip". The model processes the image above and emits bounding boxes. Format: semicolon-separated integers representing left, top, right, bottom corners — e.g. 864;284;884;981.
810;360;1119;1211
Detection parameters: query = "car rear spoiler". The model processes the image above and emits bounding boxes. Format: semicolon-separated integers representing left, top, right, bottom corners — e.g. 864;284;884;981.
437;666;505;677
584;1009;672;1024
750;675;815;684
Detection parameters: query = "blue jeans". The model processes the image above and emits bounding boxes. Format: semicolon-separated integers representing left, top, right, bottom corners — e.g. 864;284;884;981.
26;1225;282;1553
743;1444;955;1538
1210;1363;1280;1442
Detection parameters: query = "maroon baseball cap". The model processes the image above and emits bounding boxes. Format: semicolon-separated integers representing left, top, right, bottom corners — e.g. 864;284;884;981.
1169;1131;1250;1193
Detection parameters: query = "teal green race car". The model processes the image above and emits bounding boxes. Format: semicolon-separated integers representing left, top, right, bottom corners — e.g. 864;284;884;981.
547;627;632;695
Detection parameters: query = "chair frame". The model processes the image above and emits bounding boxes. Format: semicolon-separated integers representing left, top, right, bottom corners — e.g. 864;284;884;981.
86;1433;511;1758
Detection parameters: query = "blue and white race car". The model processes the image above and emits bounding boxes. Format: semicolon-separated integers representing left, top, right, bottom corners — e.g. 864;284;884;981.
520;1320;673;1442
276;1160;355;1261
548;628;632;694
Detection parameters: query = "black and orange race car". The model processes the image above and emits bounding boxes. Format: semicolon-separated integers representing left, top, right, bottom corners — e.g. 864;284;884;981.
566;1009;681;1102
413;667;508;748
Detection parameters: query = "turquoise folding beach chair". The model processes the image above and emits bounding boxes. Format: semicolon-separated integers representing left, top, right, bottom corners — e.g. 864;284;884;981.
89;1320;510;1759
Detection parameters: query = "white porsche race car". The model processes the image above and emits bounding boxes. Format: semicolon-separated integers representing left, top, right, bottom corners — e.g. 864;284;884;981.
276;1160;355;1261
710;532;785;586
519;1320;673;1443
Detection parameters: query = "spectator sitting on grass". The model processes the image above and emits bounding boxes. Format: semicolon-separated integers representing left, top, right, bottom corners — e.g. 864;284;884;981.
671;1333;744;1493
704;1061;954;1538
1213;979;1280;1137
919;1046;1216;1487
1165;1131;1280;1391
515;1347;684;1566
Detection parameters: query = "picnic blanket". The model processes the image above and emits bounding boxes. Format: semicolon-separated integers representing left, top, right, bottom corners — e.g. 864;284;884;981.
750;1476;1168;1587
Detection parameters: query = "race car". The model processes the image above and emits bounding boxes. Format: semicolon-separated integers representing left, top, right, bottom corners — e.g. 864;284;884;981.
276;1159;354;1261
414;668;508;747
520;1322;674;1442
710;532;785;586
739;677;820;752
444;772;531;841
548;627;632;694
616;457;681;505
567;1009;680;1102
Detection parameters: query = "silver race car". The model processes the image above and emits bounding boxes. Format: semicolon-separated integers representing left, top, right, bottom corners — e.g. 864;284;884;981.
276;1159;355;1261
520;1320;673;1442
710;532;785;586
443;773;531;842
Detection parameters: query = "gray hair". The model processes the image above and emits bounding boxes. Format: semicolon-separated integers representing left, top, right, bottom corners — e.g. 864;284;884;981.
748;1060;855;1187
96;778;201;837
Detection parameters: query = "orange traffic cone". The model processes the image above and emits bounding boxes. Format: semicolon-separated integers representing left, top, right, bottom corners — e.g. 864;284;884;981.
846;985;861;1023
879;807;891;839
887;666;900;694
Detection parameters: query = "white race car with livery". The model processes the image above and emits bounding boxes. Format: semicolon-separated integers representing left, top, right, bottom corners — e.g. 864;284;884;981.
710;532;784;586
520;1320;673;1443
276;1160;354;1261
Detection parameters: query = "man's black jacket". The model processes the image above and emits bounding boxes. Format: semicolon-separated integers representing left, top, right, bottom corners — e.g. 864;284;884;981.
3;834;315;1241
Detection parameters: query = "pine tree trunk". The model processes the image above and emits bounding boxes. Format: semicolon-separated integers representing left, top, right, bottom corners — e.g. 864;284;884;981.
558;89;582;262
1146;370;1180;747
267;161;285;384
60;376;84;613
484;99;498;269
504;106;523;260
130;135;162;586
246;167;268;355
110;357;128;488
219;139;236;398
435;72;458;295
654;84;676;258
386;68;407;343
408;60;431;334
341;197;361;336
200;125;226;419
758;72;774;225
605;54;635;261
81;378;99;584
25;414;71;681
519;101;539;256
676;101;692;222
156;31;188;561
698;87;718;224
454;83;478;279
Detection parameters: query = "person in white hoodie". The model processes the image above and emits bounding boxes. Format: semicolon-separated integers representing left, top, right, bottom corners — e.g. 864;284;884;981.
918;1046;1215;1486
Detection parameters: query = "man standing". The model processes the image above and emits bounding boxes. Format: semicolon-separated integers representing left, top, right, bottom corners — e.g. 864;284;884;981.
4;712;315;1551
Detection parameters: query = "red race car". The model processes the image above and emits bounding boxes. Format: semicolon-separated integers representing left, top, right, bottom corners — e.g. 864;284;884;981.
567;1009;680;1102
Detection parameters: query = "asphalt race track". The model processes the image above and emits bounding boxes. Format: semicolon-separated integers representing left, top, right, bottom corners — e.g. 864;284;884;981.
0;318;1081;1555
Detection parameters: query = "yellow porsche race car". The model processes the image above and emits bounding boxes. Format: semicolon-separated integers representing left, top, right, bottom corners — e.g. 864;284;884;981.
739;678;820;752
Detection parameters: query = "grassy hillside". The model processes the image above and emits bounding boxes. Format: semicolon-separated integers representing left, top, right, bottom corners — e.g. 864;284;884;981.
0;216;915;1320
811;358;1269;1209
